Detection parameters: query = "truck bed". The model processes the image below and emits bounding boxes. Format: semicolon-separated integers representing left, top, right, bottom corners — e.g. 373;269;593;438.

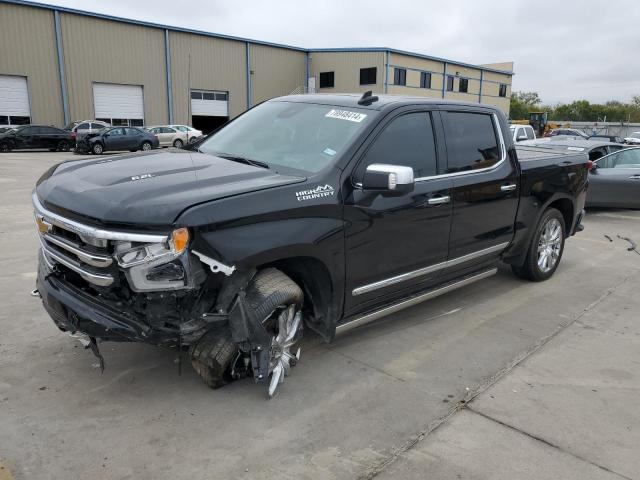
516;145;588;171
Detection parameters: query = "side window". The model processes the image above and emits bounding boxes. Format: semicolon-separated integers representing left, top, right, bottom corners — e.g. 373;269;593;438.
459;78;469;93
319;72;334;88
77;123;90;130
125;128;139;136
446;76;454;91
526;126;535;139
394;68;406;86
23;127;38;135
90;123;104;130
109;128;124;136
443;112;501;173
359;67;377;85
613;149;640;168
358;112;437;179
420;72;431;89
499;84;507;97
588;147;607;161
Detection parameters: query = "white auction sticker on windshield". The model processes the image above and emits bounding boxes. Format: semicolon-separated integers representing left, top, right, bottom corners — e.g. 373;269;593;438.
325;109;367;123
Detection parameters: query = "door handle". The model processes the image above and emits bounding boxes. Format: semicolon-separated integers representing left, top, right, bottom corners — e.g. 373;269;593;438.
427;195;450;205
501;183;517;192
628;175;640;180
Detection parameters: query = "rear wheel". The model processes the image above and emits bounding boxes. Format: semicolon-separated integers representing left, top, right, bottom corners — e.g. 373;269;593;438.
141;141;152;151
512;208;566;281
173;139;183;148
91;143;103;155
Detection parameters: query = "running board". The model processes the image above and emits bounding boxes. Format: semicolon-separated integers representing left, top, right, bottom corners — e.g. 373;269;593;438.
335;268;498;335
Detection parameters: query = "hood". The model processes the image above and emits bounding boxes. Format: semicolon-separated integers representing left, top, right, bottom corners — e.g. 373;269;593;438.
36;149;305;226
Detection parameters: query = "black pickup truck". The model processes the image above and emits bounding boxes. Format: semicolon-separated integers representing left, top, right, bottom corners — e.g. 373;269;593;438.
33;94;588;397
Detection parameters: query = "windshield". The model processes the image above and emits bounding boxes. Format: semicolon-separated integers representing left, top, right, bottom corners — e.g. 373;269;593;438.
198;101;374;174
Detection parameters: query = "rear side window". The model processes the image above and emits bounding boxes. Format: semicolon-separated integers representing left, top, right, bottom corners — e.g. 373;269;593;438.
91;123;104;130
358;112;437;179
443;112;501;173
125;128;140;135
526;126;535;139
77;123;90;130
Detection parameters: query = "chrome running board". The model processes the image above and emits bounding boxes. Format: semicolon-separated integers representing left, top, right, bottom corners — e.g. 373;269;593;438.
336;268;497;335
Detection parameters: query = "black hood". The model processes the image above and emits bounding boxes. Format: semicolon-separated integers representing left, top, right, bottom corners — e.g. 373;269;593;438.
36;149;305;226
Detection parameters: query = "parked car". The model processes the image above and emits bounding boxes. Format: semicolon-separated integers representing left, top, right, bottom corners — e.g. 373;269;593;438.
75;126;159;155
145;126;188;148
0;125;73;152
546;128;589;139
168;125;203;143
64;120;110;142
587;147;640;208
33;94;588;397
509;124;536;142
520;138;626;161
0;126;20;134
623;132;640;145
588;135;625;144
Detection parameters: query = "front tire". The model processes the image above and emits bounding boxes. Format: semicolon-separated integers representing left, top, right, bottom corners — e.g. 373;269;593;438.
57;140;70;152
91;143;104;155
141;141;152;151
512;208;566;281
0;142;12;153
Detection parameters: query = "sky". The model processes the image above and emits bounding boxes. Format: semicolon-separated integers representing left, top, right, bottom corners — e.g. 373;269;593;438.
46;0;640;105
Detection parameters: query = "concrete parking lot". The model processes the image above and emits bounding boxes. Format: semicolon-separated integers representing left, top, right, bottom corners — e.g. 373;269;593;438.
1;151;638;480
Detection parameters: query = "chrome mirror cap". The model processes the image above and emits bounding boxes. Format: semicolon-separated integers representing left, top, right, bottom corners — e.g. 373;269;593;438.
362;164;415;193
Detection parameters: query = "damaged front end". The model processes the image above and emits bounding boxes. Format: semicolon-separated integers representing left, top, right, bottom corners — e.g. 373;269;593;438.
34;193;298;396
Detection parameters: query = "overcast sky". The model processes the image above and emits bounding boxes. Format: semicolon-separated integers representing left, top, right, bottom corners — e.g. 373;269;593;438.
47;0;640;105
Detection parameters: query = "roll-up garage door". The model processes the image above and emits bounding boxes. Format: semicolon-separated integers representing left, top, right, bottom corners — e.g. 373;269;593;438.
190;91;228;117
93;83;144;125
0;75;31;125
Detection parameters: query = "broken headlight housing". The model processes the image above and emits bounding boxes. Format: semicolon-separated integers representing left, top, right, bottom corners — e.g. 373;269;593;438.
115;228;194;292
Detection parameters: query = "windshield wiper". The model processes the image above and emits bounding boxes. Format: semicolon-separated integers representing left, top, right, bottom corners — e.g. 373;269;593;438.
215;153;270;169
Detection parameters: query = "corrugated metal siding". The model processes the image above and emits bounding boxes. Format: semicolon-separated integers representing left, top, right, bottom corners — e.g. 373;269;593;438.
60;12;168;124
310;52;385;94
0;3;63;125
169;31;247;122
251;45;306;105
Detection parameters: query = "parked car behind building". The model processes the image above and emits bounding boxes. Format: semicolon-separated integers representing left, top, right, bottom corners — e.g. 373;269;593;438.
146;126;188;148
75;126;159;155
0;125;73;152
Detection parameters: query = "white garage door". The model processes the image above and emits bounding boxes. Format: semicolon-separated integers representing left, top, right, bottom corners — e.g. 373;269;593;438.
0;75;31;125
191;90;228;117
93;83;144;125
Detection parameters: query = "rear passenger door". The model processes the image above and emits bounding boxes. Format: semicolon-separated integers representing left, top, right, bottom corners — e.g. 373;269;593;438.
124;128;143;149
441;110;519;275
343;108;453;315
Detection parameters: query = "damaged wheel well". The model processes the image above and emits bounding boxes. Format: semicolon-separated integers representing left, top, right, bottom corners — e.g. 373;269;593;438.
259;257;335;341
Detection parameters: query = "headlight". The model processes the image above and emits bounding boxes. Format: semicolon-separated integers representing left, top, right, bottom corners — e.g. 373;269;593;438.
115;228;192;292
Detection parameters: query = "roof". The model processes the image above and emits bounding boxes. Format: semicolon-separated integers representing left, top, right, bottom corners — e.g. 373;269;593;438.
0;0;514;76
271;93;502;111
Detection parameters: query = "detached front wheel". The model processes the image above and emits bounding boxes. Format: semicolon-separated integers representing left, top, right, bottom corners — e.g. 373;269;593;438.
190;268;304;397
512;208;566;281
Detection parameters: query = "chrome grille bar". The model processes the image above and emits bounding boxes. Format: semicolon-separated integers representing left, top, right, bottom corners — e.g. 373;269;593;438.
39;237;114;287
43;232;113;267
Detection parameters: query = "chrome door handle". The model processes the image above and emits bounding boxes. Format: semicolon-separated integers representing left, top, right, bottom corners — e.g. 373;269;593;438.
428;195;450;205
501;183;517;192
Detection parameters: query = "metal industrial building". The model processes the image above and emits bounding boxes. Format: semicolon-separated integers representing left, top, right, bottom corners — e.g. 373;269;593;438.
0;0;513;133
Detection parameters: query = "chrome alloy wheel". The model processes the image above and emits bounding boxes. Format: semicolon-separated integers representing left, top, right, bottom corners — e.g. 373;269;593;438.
267;304;302;398
537;217;562;273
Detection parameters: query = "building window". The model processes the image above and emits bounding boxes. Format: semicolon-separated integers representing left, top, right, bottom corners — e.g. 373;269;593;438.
420;72;432;89
95;118;143;127
360;67;377;85
0;115;30;125
319;71;335;88
446;76;454;91
499;84;507;97
394;68;406;86
459;78;469;93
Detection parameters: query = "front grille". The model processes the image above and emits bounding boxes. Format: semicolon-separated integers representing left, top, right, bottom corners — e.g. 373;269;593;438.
33;193;168;288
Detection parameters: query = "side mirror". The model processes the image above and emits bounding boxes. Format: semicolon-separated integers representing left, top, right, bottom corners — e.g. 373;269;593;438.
362;164;414;194
589;161;598;171
516;134;527;142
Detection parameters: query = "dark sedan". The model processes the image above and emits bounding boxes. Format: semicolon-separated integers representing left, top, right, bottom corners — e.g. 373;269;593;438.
587;147;640;208
76;126;159;155
0;125;73;153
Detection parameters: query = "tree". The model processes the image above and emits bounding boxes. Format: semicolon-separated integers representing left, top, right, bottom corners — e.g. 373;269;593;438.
513;91;541;106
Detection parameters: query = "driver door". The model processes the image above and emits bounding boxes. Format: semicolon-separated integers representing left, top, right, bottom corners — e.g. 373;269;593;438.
590;149;640;208
104;128;126;151
343;109;453;316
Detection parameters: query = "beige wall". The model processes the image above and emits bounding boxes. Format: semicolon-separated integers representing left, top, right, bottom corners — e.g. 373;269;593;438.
251;45;306;105
169;31;247;122
310;51;385;94
0;3;64;126
60;13;168;124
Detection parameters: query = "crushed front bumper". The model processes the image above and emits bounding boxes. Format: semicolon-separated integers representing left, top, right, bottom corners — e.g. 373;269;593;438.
37;254;181;346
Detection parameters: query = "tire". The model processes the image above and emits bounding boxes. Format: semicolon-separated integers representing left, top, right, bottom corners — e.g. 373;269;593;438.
91;143;104;155
141;141;152;151
190;268;304;391
512;208;566;281
0;142;11;153
57;140;70;152
173;139;184;148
